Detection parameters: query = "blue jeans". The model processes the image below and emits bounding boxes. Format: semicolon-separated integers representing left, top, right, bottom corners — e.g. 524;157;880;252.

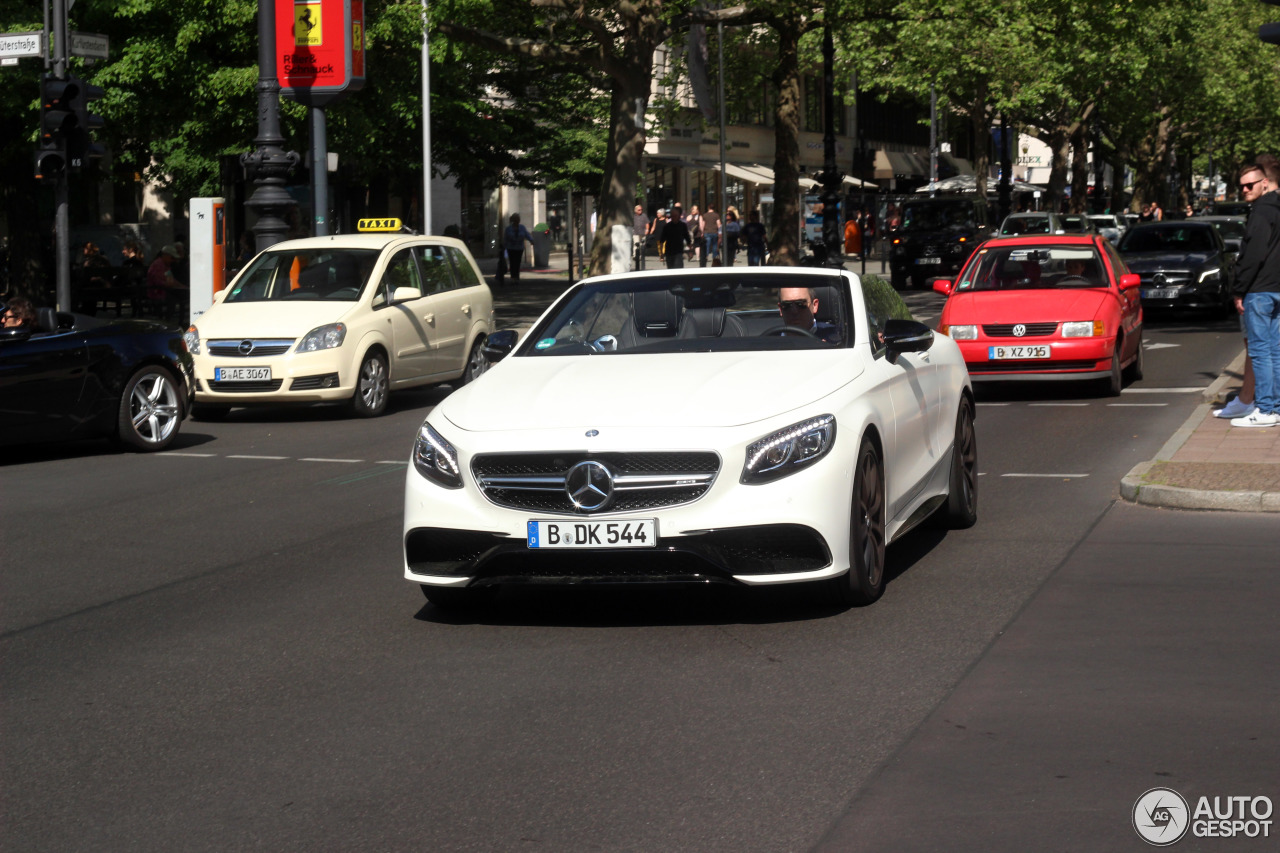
1243;292;1280;413
747;247;765;266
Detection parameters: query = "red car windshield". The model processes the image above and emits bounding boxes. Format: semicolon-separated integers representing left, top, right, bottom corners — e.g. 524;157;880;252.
956;245;1107;292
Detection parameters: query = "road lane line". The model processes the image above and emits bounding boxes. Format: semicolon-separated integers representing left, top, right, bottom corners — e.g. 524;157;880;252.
1029;402;1089;407
160;452;217;457
376;460;408;465
227;454;289;460
299;457;363;463
1121;387;1208;394
1001;473;1089;478
1107;403;1168;407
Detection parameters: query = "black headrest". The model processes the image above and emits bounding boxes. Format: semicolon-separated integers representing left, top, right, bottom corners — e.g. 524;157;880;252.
683;306;726;337
633;290;682;337
811;285;842;325
37;307;60;333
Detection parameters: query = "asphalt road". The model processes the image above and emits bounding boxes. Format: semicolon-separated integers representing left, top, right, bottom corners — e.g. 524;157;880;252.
2;297;1268;851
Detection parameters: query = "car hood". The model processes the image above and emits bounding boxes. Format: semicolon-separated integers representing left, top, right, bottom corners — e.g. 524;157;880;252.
1119;251;1216;270
192;300;355;338
944;289;1112;324
438;350;864;431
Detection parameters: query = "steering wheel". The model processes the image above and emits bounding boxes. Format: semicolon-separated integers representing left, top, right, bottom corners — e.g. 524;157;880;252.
1056;275;1092;287
759;324;819;340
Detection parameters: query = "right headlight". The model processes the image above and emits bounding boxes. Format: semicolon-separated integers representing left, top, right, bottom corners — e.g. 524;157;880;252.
742;415;836;484
945;324;978;340
296;322;346;353
183;325;201;354
413;422;462;489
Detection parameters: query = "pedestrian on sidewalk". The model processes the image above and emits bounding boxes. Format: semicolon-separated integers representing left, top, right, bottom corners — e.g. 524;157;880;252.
723;209;741;266
700;204;721;267
1228;160;1280;428
502;214;534;285
661;203;691;269
743;210;768;266
632;204;651;271
686;205;703;264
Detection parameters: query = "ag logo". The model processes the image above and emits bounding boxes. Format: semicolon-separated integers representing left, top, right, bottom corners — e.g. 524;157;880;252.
1134;787;1190;846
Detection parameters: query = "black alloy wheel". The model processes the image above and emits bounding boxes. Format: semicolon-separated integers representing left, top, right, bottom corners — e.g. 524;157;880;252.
937;397;978;528
823;438;887;607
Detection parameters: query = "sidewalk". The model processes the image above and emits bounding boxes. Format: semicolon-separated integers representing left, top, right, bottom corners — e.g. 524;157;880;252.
1121;351;1280;512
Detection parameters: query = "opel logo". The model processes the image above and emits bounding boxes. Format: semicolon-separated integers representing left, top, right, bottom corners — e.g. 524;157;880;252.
565;461;614;512
1012;324;1026;337
238;339;255;355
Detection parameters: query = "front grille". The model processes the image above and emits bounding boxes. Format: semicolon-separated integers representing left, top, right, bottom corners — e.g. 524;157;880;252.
290;373;340;390
471;451;721;515
404;523;830;584
208;339;294;358
206;379;285;392
982;323;1059;337
1137;273;1191;286
970;360;1099;373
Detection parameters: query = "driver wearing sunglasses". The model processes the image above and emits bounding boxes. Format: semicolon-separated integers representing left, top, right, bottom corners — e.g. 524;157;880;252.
777;287;841;343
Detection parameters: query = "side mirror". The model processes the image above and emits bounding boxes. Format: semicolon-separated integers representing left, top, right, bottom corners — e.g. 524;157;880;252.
392;286;422;303
883;318;934;363
482;329;519;362
212;288;229;304
1119;273;1141;291
932;278;955;296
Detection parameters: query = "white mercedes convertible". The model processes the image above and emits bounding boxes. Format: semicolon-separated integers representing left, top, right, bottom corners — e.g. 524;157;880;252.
403;267;976;610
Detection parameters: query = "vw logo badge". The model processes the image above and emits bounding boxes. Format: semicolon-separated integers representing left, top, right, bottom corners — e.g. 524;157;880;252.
238;339;255;355
565;461;614;512
1012;324;1027;337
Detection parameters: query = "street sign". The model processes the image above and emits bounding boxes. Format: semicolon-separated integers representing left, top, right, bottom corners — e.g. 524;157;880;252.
70;31;109;60
276;0;365;107
1;31;42;64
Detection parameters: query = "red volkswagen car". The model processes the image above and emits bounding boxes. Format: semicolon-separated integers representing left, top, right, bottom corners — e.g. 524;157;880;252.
933;235;1144;395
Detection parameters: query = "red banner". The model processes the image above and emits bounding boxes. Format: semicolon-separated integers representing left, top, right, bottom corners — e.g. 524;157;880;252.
276;0;365;107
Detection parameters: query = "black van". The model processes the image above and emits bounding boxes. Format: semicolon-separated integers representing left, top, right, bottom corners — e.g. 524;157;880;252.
889;197;993;289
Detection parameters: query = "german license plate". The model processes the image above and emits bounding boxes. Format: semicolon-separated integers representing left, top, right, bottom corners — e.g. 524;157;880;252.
989;345;1050;360
527;519;657;549
1141;287;1175;299
215;366;272;381
916;257;942;265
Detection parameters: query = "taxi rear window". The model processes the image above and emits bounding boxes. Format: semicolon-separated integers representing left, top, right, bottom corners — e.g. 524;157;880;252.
226;249;379;302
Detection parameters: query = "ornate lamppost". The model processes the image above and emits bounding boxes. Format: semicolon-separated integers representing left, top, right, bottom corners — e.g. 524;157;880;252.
242;0;300;251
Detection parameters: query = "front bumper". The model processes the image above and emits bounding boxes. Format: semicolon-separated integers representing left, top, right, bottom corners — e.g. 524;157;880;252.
955;337;1115;381
191;348;353;404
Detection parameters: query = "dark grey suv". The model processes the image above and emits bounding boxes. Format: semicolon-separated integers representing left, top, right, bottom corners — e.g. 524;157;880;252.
889;197;993;289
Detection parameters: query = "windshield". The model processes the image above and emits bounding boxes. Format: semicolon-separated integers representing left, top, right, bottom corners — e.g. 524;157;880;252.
1118;225;1216;253
1210;220;1246;240
518;273;852;355
1001;216;1052;235
899;201;976;231
956;244;1109;292
1088;216;1117;229
225;248;379;303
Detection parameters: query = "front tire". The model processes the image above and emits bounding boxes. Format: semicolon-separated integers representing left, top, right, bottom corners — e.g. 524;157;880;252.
117;366;183;451
937;397;978;528
1099;343;1123;397
351;350;389;417
822;438;887;607
1124;330;1145;382
456;337;488;387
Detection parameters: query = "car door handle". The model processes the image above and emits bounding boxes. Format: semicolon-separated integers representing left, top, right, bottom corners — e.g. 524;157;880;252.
461;304;471;315
423;313;435;324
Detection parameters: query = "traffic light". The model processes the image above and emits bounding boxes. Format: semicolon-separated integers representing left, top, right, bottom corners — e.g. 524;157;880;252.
1263;0;1280;43
36;75;73;179
64;74;106;169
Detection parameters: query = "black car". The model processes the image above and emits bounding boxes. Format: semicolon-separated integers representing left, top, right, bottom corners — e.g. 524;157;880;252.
1;306;194;452
1116;222;1235;316
889;197;993;289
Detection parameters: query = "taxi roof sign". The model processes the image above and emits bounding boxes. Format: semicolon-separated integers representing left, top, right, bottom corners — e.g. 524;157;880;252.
357;218;402;232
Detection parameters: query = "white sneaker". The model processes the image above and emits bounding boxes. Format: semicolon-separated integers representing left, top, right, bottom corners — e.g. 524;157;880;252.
1230;410;1280;428
1214;397;1257;419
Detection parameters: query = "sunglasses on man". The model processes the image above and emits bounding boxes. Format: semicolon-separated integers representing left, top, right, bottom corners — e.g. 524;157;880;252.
1240;179;1264;191
778;299;813;311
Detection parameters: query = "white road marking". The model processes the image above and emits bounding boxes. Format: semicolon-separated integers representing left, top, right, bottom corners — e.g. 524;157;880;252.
298;457;363;463
1002;473;1089;478
1029;402;1089;407
1121;387;1208;394
1143;342;1180;350
377;460;408;465
1107;403;1168;407
227;454;289;460
160;452;217;457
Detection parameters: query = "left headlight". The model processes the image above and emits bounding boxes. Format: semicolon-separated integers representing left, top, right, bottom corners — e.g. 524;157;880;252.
296;322;346;353
742;415;836;484
1062;320;1105;338
1198;267;1221;284
413;422;462;489
183;325;201;354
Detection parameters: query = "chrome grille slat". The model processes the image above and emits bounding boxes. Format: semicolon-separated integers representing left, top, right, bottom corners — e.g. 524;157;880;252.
472;451;720;515
982;323;1059;337
208;338;295;358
